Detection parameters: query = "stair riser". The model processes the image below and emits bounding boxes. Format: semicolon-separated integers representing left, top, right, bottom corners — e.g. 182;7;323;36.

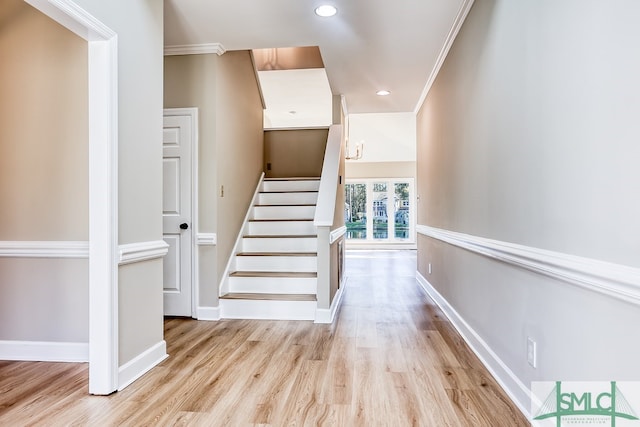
258;192;318;206
228;277;317;294
242;237;317;253
262;180;320;192
253;206;315;220
235;256;317;272
248;221;316;236
220;299;316;321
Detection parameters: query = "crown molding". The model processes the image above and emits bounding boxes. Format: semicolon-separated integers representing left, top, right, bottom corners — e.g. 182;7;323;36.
164;43;226;56
414;0;475;113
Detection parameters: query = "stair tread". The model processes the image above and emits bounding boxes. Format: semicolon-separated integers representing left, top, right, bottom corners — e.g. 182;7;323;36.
249;219;314;222
237;252;317;257
264;177;320;181
221;293;317;301
230;271;317;278
260;191;319;194
243;234;317;239
255;204;316;207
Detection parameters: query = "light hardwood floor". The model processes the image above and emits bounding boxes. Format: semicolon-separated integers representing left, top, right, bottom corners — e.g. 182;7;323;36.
0;250;529;426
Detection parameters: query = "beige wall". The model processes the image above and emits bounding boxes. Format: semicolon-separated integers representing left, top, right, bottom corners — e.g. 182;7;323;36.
346;161;416;179
165;51;264;306
164;53;218;306
0;0;88;342
264;129;328;178
215;51;265;288
416;0;640;405
0;259;88;341
0;0;88;240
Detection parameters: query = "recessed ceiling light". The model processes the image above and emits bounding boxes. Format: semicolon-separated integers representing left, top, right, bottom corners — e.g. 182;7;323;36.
315;5;337;17
376;90;391;96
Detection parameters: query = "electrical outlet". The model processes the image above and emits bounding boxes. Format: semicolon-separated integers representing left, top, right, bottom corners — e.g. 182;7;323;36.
428;263;432;274
220;185;224;197
527;337;537;368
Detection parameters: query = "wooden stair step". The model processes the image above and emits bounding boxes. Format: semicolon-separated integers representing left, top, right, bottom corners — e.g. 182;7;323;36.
254;204;316;207
249;219;314;222
230;271;317;278
264;177;320;181
260;191;318;194
220;293;317;301
243;234;317;239
236;252;317;257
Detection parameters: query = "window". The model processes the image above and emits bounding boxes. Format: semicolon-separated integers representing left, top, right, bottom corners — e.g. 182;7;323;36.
345;179;415;246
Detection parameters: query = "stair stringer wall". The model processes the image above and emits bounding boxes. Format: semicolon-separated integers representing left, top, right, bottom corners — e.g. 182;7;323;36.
218;172;265;296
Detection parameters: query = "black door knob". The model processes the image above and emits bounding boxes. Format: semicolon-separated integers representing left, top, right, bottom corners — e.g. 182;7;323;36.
180;223;189;230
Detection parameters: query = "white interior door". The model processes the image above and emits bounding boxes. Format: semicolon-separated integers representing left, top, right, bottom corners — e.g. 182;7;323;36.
162;114;193;316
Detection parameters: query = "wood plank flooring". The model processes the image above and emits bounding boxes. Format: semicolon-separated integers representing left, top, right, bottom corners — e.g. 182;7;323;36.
0;250;529;426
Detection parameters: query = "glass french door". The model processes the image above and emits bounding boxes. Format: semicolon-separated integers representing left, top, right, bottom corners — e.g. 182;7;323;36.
345;179;415;245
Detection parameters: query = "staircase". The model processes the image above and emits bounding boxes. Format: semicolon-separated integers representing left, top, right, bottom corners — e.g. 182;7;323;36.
219;177;321;320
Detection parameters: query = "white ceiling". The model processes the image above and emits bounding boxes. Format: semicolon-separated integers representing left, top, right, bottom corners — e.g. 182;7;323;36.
164;0;470;114
260;69;333;129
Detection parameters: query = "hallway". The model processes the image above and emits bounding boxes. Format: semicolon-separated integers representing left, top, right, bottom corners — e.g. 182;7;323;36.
0;250;528;426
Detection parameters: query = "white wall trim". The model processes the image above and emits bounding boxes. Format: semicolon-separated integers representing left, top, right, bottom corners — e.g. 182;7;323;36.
0;241;89;258
118;240;169;266
416;272;531;418
0;340;89;363
118;340;167;391
414;0;475;113
26;0;120;395
196;233;217;246
164;43;226;56
25;0;114;41
329;226;347;245
197;306;221;321
315;284;345;324
417;225;640;306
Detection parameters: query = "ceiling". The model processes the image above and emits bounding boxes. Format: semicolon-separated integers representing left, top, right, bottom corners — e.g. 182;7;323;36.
164;0;471;115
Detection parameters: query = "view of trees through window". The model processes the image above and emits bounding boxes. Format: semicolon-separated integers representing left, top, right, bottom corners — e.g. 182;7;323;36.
345;183;366;239
345;180;412;242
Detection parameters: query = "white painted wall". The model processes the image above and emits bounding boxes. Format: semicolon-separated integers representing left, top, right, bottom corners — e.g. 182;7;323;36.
348;113;416;163
416;0;640;415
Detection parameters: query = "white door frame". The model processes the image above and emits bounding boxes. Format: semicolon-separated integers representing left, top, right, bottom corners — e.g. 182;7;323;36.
26;0;120;394
163;108;199;317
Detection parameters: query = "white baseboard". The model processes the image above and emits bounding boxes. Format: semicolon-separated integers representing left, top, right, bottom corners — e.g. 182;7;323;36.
197;306;221;321
416;272;531;420
0;340;89;362
315;285;345;324
118;340;167;391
